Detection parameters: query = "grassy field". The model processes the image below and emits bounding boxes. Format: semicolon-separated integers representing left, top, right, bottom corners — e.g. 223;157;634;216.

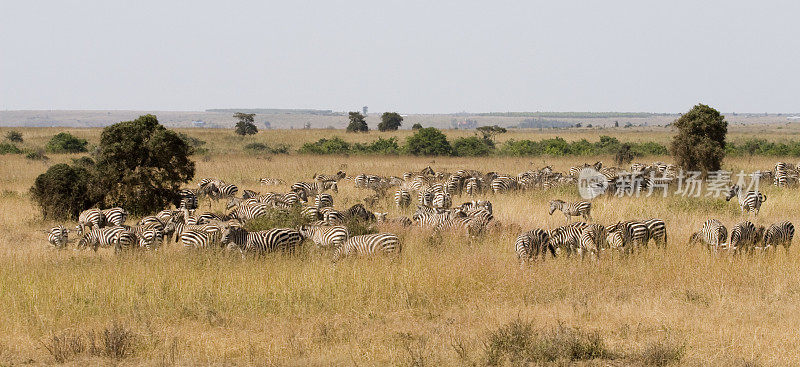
1;127;799;365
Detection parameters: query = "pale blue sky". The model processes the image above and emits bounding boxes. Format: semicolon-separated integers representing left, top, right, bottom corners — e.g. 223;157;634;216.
1;1;798;113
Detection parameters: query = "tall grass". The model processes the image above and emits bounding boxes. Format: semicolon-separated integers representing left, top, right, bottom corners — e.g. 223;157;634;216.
0;129;799;364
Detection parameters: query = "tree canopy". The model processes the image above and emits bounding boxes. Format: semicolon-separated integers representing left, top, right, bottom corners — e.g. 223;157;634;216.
670;104;727;174
405;127;451;156
378;112;403;131
46;132;88;153
346;112;369;132
95;114;195;215
234;112;258;135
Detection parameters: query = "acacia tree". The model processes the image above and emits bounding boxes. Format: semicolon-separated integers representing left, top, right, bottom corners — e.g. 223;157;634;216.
476;125;507;148
346;111;368;132
670;104;727;174
234;112;258;135
95;114;195;215
378;112;403;131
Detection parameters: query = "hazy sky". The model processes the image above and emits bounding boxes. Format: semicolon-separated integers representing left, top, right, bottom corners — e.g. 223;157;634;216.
1;1;798;113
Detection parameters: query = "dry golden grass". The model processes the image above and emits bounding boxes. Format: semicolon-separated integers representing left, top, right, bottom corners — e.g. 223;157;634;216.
1;128;799;365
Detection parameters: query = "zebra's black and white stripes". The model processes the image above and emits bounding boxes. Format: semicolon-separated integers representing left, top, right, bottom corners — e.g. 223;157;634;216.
298;225;348;248
332;233;401;262
548;200;592;222
221;227;304;254
725;185;766;216
764;221;794;252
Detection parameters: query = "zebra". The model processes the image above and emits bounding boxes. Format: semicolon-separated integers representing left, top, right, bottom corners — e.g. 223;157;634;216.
241;189;259;199
729;221;764;254
690;219;728;250
605;230;629;252
437;214;491;237
332;233;401;262
432;192;452;209
548;200;592;223
301;206;323;221
643;218;667;248
342;204;376;222
548;225;584;257
228;203;271;223
315;193;334;208
216;184;239;199
491;176;518;194
113;229;139;253
515;229;553;265
77;208;105;235
173;222;225;244
180;229;219;249
763;221;794;253
376;215;413;227
354;174;382;188
725;185;766;216
579;224;607;258
292;181;338;196
259;177;285;186
394;189;411;208
298;225;349;248
138;228;164;250
178;189;199;210
313;171;346;182
412;205;453;228
465;178;480;196
78;226;126;251
47;225;70;249
100;207;127;226
606;221;648;251
774;162;789;187
221;227;304;255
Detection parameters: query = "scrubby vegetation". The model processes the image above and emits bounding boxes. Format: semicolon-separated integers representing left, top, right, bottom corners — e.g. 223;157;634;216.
45;132;88;153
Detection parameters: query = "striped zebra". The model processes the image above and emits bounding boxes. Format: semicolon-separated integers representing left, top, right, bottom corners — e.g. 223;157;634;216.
548;200;592;223
643;218;667;248
259;177;285;186
412;205;452;228
77;209;105;235
298;224;349;248
579;224;607;257
515;229;553;265
292;181;338;196
78;226;126;251
548;225;584;257
315;193;334;208
725;185;766;216
241;189;259;199
301;206;323;221
178;189;199;210
491;176;518;194
228;203;271;223
174;222;225;244
113;229;138;253
332;233;401;262
774;162;790;187
313;171;346;182
465;177;480;196
395;189;411;208
180;229;219;249
101;207;127;226
730;221;764;254
432;192;452;209
437;213;492;237
221;227;304;255
763;221;794;253
376;215;413;227
606;221;648;251
690;219;728;250
216;184;239;199
138;228;164;250
354;174;382;188
605;230;628;252
47;225;70;249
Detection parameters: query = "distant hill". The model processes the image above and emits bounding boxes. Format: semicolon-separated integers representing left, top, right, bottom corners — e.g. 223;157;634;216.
206;108;339;116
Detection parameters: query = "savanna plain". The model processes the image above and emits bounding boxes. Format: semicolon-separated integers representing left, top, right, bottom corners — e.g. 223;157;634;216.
1;126;800;366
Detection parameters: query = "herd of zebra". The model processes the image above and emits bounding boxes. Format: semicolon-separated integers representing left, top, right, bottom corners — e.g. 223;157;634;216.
42;161;796;264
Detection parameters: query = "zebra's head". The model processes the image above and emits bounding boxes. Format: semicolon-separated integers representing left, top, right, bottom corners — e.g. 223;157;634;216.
548;200;563;215
298;224;312;237
725;185;740;201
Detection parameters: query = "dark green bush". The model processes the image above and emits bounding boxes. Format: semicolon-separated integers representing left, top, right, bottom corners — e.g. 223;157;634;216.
46;132;88;153
244;142;291;154
5;130;23;143
298;137;352;154
726;139;800;157
452;136;493;156
411;123;423;130
30;163;101;220
0;143;22;154
353;137;400;154
499;136;668;158
405;127;451;156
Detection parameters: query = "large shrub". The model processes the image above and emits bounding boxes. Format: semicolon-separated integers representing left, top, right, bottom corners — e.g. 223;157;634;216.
5;130;23;143
30;163;101;220
234;112;258;136
95;114;195;215
354;137;400;154
378;112;403;131
452;136;493;156
298;137;352;154
0;143;22;154
346;112;369;133
670;104;727;173
405;127;451;156
46;132;88;153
